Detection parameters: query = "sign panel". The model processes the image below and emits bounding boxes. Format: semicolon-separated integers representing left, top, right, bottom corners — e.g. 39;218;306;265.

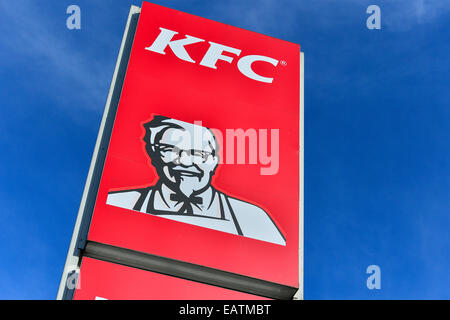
74;257;268;300
84;1;301;290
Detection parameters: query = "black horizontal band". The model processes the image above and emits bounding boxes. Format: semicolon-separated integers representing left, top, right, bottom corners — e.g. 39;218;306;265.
83;241;297;300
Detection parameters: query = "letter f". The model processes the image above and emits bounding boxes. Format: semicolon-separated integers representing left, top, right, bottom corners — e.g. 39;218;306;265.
145;27;205;63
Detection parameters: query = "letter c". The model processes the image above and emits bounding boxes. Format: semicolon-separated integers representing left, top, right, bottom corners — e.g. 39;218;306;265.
237;55;278;83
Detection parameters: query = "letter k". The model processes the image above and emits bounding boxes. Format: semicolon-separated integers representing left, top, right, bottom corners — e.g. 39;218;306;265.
145;27;205;63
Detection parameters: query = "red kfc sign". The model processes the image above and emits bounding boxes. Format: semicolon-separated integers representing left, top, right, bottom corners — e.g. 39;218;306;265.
59;1;303;300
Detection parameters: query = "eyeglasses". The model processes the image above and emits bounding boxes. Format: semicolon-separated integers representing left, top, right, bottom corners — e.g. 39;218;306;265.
154;143;215;164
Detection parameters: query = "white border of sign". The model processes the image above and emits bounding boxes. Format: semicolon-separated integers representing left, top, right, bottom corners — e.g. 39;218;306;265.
294;51;305;300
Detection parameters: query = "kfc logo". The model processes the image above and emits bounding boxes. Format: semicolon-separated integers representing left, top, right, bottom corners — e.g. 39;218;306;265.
145;27;279;83
106;116;286;245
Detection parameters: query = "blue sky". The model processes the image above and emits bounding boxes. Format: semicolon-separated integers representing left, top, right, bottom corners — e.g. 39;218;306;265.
0;0;448;299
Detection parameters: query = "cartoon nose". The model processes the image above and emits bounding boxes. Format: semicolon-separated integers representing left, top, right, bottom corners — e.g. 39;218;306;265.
178;150;193;166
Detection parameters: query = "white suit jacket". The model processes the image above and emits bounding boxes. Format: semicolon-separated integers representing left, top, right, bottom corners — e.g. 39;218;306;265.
106;184;286;246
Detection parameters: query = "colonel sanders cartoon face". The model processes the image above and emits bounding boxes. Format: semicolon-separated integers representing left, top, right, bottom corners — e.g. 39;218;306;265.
144;116;219;197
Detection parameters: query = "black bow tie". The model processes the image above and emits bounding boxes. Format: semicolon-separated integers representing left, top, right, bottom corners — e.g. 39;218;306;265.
170;193;203;214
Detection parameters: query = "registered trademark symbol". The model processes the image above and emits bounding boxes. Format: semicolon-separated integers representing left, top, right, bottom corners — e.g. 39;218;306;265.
280;60;287;66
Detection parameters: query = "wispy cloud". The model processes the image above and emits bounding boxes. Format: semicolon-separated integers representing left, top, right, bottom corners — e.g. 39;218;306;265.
0;0;116;117
207;0;450;33
380;0;450;31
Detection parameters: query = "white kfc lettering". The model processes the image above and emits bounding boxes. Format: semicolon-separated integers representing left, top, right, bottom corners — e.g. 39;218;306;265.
145;27;279;83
